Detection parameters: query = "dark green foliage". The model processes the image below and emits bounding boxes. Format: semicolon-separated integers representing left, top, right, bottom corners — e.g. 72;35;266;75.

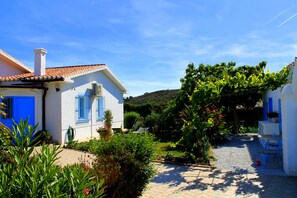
145;112;160;132
124;111;140;129
124;103;155;117
124;90;179;118
125;89;179;105
92;133;156;198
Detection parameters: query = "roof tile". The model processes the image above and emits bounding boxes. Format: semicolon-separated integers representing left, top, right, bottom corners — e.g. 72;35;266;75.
0;64;106;82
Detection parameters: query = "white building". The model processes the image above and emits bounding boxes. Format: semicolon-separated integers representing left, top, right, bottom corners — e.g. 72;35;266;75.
0;49;127;144
263;59;297;176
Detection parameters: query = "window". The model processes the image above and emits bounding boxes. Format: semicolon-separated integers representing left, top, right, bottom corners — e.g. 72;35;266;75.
97;97;105;120
1;97;13;119
76;95;90;122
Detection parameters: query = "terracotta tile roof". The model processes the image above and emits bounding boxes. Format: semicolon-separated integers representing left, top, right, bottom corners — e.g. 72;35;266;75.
287;61;295;69
0;64;106;82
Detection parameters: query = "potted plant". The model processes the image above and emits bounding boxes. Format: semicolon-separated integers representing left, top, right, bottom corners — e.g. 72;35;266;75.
267;112;279;123
97;109;113;140
97;126;112;140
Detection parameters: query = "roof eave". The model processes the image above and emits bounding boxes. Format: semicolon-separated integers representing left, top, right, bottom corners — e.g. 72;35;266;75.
102;67;128;94
0;49;33;73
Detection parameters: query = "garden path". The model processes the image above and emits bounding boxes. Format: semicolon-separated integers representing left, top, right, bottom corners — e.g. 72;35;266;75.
212;133;285;176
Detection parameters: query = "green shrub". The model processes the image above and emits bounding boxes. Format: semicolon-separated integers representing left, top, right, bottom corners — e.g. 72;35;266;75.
93;133;156;198
124;111;140;129
0;119;104;197
66;138;99;152
145;112;160;132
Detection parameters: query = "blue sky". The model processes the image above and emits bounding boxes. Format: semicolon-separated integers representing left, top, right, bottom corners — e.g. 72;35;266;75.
1;0;297;96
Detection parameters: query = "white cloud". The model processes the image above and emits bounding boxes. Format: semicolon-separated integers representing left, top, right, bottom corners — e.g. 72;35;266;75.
17;36;52;44
277;12;297;28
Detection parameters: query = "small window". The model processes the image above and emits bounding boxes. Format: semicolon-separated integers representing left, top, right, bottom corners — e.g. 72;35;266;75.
2;97;13;119
76;95;90;122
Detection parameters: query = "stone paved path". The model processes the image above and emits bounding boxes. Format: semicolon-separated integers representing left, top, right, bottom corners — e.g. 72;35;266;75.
34;145;297;197
213;134;285;176
141;163;297;198
33;146;95;167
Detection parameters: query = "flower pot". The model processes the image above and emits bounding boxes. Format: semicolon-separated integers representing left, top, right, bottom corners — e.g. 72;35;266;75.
99;131;109;140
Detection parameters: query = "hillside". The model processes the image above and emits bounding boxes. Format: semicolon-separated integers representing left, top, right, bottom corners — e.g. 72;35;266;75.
125;89;179;105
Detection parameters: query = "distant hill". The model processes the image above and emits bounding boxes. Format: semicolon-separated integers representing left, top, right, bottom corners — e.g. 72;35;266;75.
125;89;180;105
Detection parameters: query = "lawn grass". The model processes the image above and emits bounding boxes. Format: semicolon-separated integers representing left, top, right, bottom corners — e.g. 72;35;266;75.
154;141;185;160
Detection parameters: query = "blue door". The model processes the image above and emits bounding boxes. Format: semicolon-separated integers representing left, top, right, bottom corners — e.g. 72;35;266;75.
0;96;35;129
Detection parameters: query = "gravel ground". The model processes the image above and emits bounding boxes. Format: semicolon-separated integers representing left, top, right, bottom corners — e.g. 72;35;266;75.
213;133;286;176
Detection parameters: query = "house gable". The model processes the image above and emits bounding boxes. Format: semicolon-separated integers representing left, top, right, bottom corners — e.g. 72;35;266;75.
0;49;32;77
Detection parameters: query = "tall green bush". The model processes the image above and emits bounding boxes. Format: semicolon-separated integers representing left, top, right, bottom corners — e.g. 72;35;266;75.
124;111;140;129
93;133;156;198
145;112;160;132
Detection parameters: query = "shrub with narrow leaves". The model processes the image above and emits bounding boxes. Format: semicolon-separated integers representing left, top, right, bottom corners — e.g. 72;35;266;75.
0;119;104;197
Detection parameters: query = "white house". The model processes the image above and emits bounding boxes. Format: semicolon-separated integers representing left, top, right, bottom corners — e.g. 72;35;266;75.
0;48;127;144
263;59;297;176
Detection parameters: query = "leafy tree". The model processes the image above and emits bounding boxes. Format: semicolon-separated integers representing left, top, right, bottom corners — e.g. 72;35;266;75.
178;61;289;162
179;62;289;133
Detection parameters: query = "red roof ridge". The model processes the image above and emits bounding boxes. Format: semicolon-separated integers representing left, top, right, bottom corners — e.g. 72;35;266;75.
47;64;106;69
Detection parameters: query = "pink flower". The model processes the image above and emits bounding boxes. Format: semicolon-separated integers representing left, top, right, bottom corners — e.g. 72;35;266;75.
83;164;90;170
85;188;90;196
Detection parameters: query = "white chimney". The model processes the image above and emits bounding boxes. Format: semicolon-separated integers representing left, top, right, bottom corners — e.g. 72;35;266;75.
34;48;47;76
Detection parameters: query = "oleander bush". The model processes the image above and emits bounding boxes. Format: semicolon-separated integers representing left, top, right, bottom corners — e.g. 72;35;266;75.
0;119;104;197
93;133;156;198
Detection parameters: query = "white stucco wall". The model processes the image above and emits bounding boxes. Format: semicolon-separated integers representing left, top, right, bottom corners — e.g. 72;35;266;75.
265;88;281;113
0;88;43;131
281;85;297;176
59;71;124;144
0;59;27;77
44;83;62;144
265;59;297;176
280;57;297;176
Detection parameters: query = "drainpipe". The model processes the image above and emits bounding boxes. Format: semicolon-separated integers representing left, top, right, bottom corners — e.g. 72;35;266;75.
41;83;48;131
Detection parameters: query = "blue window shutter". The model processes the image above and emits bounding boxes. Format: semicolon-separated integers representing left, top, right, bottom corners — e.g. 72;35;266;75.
268;97;273;113
86;96;91;120
78;97;85;119
98;97;105;120
278;99;282;133
263;101;267;121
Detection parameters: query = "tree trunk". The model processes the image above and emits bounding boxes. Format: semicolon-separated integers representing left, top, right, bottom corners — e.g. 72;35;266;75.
233;108;239;134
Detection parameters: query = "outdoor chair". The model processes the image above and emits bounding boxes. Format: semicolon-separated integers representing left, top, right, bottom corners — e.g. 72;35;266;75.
261;138;282;168
132;127;149;134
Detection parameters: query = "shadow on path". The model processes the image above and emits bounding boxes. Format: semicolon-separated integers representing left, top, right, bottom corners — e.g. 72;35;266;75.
149;163;297;197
